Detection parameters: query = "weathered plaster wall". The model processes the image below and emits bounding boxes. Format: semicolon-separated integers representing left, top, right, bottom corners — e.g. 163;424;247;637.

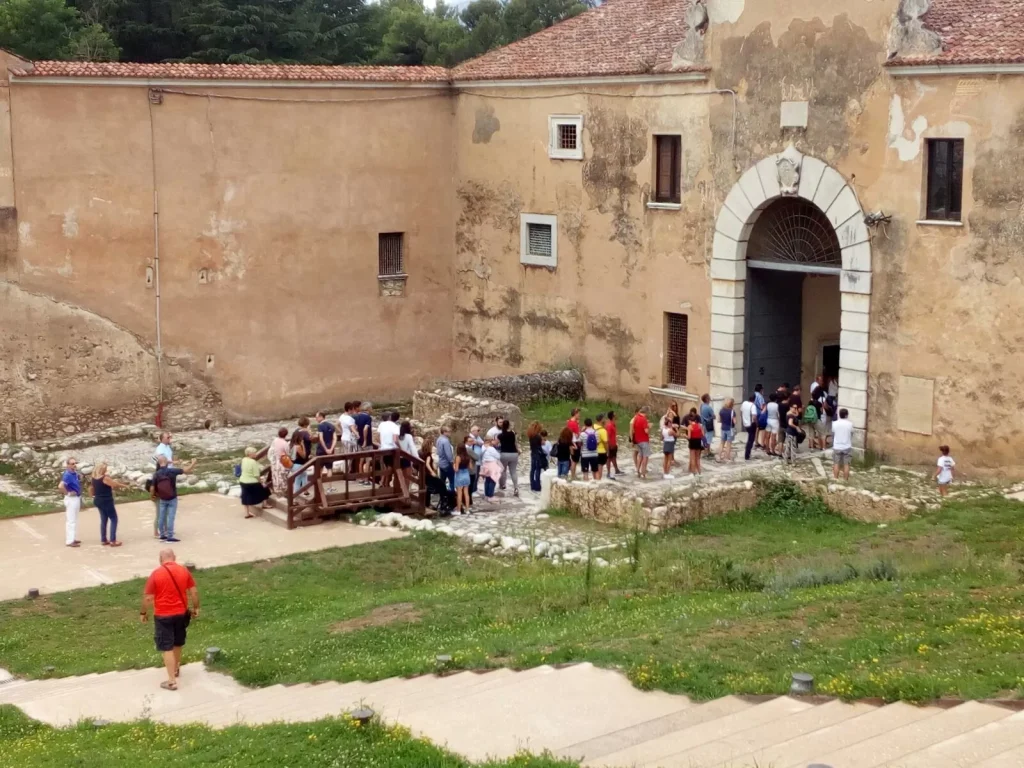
6;83;456;432
452;85;716;398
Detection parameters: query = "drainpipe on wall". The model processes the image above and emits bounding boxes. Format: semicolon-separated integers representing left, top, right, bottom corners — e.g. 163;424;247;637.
148;91;164;405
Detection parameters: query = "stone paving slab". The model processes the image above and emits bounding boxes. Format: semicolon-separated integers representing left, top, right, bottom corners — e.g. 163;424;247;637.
0;494;404;601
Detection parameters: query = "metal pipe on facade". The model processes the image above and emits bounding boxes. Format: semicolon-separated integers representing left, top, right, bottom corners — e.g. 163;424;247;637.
148;92;164;404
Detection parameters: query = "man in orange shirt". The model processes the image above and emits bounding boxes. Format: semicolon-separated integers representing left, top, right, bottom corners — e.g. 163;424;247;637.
140;549;200;690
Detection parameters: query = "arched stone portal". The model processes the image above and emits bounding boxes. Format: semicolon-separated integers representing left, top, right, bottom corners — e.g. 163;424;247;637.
709;148;872;452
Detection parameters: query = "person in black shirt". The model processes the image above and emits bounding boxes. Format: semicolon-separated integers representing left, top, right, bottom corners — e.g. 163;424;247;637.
555;427;573;478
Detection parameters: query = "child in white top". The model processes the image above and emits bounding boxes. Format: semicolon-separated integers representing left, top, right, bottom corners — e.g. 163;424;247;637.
935;444;956;497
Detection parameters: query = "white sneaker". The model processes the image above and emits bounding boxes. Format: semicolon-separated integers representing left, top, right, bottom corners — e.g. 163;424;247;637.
663;474;672;480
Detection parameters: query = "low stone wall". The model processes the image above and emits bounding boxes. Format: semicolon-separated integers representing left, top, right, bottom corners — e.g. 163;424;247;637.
445;370;584;405
412;388;522;439
548;476;918;533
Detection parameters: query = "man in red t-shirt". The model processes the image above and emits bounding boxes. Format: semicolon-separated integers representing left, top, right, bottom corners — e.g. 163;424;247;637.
566;408;581;481
141;549;200;690
630;405;651;479
606;411;620;479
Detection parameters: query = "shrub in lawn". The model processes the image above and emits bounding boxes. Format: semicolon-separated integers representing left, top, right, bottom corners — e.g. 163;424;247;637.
752;480;834;521
766;563;859;593
714;559;765;592
866;558;899;581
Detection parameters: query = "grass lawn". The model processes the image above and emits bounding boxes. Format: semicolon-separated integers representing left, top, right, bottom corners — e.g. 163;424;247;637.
520;398;631;437
0;492;52;519
0;705;575;768
2;484;1022;703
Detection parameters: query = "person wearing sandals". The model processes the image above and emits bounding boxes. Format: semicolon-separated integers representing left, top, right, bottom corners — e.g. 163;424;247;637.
454;443;472;514
91;462;128;546
239;447;269;518
141;549;200;691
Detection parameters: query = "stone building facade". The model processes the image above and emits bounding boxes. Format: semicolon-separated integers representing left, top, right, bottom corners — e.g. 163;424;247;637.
1;0;1022;471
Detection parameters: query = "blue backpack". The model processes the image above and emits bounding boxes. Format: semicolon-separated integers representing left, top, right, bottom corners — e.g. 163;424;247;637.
585;430;598;452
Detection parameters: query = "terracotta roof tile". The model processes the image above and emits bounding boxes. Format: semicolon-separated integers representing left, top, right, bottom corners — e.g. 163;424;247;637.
452;0;706;81
12;61;452;83
889;0;1024;66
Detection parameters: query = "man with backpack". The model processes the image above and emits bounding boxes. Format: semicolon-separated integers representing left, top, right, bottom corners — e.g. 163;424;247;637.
802;397;820;452
152;456;196;543
579;418;600;481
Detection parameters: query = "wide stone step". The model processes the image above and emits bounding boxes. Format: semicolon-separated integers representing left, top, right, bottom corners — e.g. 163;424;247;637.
760;702;942;768
366;670;518;718
191;684;317;728
599;696;812;768
975;743;1024;767
806;701;1013;768
0;670;158;706
649;698;879;768
401;663;709;761
894;709;1024;768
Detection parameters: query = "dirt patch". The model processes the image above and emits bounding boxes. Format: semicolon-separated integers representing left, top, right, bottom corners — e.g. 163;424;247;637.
330;603;422;634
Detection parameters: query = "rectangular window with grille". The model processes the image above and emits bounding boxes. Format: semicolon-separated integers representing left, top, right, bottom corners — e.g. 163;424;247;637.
548;116;583;160
520;213;558;267
654;135;682;204
925;138;964;221
378;232;404;277
665;312;688;387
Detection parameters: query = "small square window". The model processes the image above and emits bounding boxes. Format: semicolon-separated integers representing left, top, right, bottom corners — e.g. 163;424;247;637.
520;213;557;268
549;116;583;160
925;138;964;222
664;312;688;387
653;135;682;204
378;232;404;277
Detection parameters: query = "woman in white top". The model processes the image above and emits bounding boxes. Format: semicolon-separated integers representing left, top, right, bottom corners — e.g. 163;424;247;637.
765;394;781;456
398;420;418;489
661;418;677;480
338;402;358;453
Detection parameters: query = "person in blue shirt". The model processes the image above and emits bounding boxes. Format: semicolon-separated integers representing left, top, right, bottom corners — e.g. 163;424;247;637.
153;432;174;466
58;457;82;547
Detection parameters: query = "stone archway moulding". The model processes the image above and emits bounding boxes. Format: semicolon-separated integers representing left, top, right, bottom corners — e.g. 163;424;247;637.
709;147;872;452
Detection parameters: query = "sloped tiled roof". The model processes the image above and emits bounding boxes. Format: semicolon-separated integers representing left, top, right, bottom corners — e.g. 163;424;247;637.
452;0;706;81
11;61;452;83
889;0;1024;66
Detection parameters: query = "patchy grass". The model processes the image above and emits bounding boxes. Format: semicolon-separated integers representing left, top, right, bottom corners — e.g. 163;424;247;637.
0;492;53;519
1;485;1023;703
520;399;631;437
0;706;576;768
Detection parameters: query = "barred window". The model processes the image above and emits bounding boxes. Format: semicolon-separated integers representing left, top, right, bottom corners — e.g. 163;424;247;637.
549;116;583;160
665;313;688;387
378;233;404;277
925;139;964;222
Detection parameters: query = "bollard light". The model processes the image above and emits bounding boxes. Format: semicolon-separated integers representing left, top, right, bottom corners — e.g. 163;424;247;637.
26;588;39;599
92;719;111;728
349;707;374;725
42;666;55;676
790;672;814;695
205;647;221;665
435;654;453;670
185;562;197;572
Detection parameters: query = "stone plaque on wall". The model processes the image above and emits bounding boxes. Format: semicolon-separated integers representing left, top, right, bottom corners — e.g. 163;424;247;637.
897;376;935;435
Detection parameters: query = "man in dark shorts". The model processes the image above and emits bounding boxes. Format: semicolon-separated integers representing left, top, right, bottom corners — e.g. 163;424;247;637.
141;548;200;691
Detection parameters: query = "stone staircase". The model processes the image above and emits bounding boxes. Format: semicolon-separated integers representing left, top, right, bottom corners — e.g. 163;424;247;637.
1;663;1023;766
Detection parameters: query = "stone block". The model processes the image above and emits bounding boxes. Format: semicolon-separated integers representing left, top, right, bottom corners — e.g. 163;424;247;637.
710;366;743;388
710;349;743;370
839;348;869;372
841;292;871;314
712;231;745;261
897;375;935;435
852;428;866;450
826;185;862;229
710;312;744;334
780;100;809;128
841;270;872;295
711;385;744;405
839;367;867;391
841;310;870;333
798;156;827;202
711;330;744;352
840;329;869;353
715;205;746;240
841;241;872;273
723;183;755;222
836;214;870;249
711;279;745;299
738;166;768;210
813;168;847;213
710;258;746;281
755;156;782;200
711;295;744;318
845;406;867;429
840;387;868;410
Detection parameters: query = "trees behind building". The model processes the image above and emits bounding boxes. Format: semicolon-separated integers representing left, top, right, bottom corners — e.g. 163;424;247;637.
0;0;592;66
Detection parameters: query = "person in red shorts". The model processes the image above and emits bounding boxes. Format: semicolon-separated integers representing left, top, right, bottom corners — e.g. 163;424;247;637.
140;549;200;691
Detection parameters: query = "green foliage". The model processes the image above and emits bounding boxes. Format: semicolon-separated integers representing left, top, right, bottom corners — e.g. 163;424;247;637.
713;558;765;592
0;0;118;60
866;558;899;582
750;480;836;521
